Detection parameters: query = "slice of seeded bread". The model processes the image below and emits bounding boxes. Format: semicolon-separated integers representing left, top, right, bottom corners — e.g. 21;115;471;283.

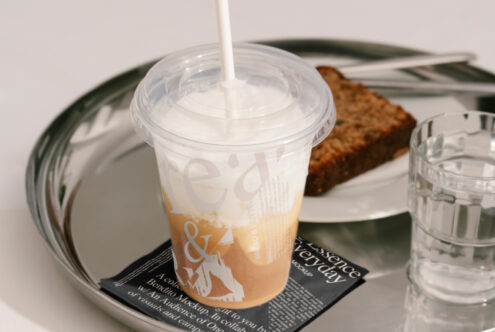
305;66;417;196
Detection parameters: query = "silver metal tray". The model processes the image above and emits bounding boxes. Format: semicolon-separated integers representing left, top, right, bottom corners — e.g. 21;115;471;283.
26;39;495;331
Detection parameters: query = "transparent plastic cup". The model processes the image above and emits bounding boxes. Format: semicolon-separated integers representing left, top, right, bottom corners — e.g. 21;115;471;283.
130;43;335;308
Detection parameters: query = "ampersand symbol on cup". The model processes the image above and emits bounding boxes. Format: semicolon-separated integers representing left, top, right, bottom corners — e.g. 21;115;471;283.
184;221;212;263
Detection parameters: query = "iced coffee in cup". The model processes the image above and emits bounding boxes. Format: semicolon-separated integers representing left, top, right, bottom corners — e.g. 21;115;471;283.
130;43;335;308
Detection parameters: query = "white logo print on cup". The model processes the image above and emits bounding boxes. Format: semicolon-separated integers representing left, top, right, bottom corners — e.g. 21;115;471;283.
179;220;244;302
163;151;276;215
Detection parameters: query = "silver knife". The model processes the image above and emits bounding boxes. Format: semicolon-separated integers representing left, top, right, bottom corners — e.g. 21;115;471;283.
358;79;495;94
337;52;476;74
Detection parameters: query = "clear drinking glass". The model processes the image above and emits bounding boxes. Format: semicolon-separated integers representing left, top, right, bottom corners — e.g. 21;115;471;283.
408;111;495;304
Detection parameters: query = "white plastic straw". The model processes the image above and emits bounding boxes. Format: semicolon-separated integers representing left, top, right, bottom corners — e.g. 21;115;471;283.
215;0;235;82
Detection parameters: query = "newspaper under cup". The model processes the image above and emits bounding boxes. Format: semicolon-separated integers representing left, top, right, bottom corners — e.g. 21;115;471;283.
100;237;368;332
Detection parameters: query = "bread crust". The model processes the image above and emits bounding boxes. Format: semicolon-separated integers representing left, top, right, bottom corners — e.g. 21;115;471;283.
305;66;417;196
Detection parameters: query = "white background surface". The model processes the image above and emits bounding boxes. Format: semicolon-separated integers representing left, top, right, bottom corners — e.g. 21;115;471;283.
1;0;494;331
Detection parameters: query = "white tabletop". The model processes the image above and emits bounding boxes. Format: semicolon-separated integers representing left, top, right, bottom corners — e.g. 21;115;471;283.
1;1;494;331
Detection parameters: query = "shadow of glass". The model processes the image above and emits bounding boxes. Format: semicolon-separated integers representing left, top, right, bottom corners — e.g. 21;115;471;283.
401;283;495;332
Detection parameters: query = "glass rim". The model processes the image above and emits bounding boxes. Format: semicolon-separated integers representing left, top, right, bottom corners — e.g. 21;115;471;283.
410;110;495;183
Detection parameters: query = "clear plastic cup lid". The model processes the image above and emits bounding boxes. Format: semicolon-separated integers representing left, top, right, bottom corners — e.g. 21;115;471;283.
131;43;336;150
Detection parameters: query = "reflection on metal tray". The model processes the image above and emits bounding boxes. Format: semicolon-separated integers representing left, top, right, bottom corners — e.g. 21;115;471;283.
26;39;495;331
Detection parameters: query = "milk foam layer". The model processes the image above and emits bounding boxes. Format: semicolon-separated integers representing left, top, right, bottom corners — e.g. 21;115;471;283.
152;81;315;145
154;82;311;227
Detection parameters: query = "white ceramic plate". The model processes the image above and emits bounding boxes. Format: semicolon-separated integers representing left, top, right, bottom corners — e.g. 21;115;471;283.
299;55;467;222
299;91;466;222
